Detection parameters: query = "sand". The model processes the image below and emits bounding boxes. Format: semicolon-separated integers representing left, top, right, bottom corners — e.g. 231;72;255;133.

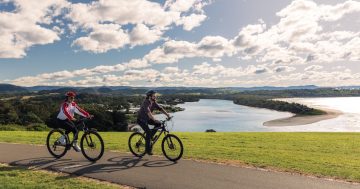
263;99;343;127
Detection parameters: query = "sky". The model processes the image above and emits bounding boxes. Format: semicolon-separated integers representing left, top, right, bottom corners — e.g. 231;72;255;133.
0;0;359;87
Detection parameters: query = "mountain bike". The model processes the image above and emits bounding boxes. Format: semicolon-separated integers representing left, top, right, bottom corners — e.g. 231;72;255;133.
46;117;104;162
128;117;183;162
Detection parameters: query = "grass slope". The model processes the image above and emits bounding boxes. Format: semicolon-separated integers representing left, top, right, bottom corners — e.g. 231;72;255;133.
0;164;125;189
0;131;359;182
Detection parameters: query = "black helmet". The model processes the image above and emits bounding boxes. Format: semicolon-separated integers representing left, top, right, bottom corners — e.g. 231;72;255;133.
146;90;156;97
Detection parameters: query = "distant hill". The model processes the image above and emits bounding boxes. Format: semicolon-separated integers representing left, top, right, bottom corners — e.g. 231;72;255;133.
4;84;356;95
26;86;65;92
0;84;28;93
335;86;360;90
222;85;319;91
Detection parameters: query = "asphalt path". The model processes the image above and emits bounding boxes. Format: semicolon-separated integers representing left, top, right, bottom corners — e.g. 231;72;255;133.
0;143;359;189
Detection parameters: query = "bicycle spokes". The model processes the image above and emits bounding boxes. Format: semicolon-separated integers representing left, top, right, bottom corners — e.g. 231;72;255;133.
85;135;96;149
136;138;144;150
81;131;104;162
161;134;183;162
46;129;68;158
128;132;146;157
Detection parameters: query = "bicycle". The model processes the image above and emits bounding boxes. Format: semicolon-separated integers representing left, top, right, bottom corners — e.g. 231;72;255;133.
46;117;104;162
128;117;183;162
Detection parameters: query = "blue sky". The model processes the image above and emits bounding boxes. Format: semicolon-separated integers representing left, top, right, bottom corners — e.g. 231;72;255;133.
0;0;359;87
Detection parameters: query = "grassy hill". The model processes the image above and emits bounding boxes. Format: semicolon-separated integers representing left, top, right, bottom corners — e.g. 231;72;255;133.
0;131;359;182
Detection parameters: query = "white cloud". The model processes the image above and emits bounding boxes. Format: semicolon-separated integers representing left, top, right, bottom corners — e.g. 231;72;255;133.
9;61;128;86
274;66;296;73
3;0;360;88
0;0;68;58
0;0;210;58
123;59;150;69
165;0;198;12
304;65;323;71
67;0;210;53
144;36;235;64
143;0;360;67
229;0;360;65
129;24;164;46
163;67;180;73
72;24;129;53
177;13;207;31
320;0;360;21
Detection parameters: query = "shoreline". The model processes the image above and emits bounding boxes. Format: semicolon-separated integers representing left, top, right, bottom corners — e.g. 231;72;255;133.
263;99;343;127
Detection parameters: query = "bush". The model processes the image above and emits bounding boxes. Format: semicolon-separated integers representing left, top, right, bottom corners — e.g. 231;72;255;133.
205;129;216;132
26;124;49;131
0;124;26;131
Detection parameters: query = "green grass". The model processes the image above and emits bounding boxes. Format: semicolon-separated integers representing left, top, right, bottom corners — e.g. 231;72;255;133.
0;131;360;182
0;124;49;131
0;124;27;131
0;164;124;189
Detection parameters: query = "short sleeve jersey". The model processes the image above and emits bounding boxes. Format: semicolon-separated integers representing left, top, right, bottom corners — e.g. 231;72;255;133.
137;99;162;122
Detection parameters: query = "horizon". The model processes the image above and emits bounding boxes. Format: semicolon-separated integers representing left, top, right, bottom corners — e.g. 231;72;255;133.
1;0;360;87
1;83;356;89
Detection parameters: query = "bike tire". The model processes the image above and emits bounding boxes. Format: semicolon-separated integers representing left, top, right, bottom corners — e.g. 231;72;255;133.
46;129;69;158
80;130;104;162
128;132;146;157
161;134;183;162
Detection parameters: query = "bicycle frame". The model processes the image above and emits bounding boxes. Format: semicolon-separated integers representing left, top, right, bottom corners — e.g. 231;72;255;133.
148;120;171;147
129;117;182;161
64;118;93;146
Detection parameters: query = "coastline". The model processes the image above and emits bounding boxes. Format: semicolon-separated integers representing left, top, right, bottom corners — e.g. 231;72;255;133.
264;99;343;127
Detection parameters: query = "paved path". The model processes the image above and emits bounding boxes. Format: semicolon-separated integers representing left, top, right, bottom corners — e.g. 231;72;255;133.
0;143;359;189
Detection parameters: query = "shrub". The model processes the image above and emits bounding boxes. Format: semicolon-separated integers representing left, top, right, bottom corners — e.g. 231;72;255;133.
26;124;49;131
205;129;216;132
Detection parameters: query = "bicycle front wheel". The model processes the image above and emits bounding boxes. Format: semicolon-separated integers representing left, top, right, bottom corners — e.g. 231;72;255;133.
128;132;146;157
161;134;183;162
80;130;104;162
46;129;69;158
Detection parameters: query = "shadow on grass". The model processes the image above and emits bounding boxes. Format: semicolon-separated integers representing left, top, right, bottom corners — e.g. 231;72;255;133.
0;165;26;172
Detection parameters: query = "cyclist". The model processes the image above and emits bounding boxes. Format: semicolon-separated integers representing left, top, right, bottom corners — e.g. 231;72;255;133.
137;90;171;155
56;91;92;152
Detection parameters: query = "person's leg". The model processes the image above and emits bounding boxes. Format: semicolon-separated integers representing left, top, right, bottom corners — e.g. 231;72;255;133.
147;119;161;138
63;120;78;141
56;119;69;145
137;119;152;154
63;120;80;152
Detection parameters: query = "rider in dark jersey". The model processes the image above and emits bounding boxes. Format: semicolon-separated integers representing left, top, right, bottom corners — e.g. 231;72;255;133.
137;90;170;155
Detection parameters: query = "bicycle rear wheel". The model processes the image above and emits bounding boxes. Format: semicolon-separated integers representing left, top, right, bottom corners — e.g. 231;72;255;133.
46;129;69;158
128;132;146;157
80;130;104;162
161;134;183;162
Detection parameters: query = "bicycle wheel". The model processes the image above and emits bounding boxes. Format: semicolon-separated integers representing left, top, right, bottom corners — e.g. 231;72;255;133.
128;132;146;157
46;129;69;158
80;130;104;162
161;134;183;162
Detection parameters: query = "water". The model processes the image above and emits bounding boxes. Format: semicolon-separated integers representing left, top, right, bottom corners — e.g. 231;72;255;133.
272;97;360;132
156;98;360;132
157;99;292;132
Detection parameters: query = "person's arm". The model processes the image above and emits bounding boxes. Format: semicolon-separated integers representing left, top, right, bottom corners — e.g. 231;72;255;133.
147;107;157;121
155;102;170;118
62;102;75;121
74;103;90;118
160;107;170;118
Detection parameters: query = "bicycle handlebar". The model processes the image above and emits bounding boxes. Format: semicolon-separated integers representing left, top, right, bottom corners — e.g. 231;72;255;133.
76;116;94;123
161;116;174;125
